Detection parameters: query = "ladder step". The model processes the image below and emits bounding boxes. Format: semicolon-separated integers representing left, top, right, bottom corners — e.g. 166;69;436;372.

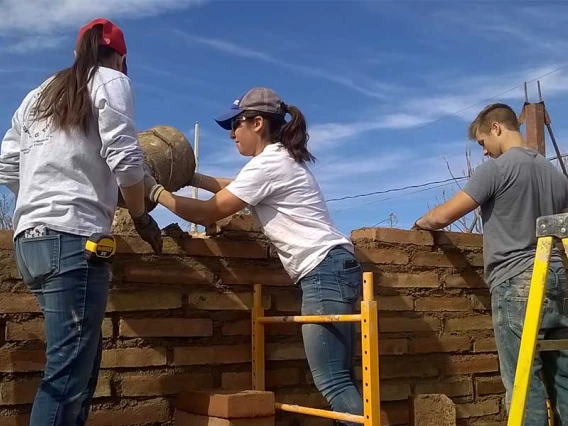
537;339;568;351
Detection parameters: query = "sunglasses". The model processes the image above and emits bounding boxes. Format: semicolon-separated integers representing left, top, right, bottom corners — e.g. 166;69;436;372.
231;116;249;131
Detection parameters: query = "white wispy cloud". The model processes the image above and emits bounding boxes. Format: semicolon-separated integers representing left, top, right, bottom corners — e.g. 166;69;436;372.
172;30;396;100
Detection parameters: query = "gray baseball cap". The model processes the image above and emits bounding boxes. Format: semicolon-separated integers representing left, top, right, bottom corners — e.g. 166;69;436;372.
214;87;287;130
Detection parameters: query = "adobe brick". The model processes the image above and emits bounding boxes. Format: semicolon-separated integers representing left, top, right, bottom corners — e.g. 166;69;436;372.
377;296;414;311
470;294;491;311
87;399;169;425
119;318;213;338
380;401;410;425
0;350;45;372
5;319;44;341
476;377;505;396
380;339;408;355
474;338;497;353
351;228;434;245
106;291;182;312
175;411;274;426
445;356;499;374
177;389;275;418
446;315;493;331
409;336;471;354
273;292;301;311
101;348;167;368
102;318;113;338
188;291;271;311
380;383;411;402
184;238;268;259
0;378;40;405
267;342;305;361
414;378;473;397
379;316;440;333
0;413;30;426
120;373;213;396
174;344;251;366
445;272;486;288
469;253;484;267
378;359;439;379
222;368;302;390
354;247;409;265
413;394;456;426
413;252;473;268
94;376;112;398
206;213;262;234
433;232;483;248
123;263;211;284
456;398;500;418
220;268;292;287
415;297;470;312
0;293;40;313
377;272;439;288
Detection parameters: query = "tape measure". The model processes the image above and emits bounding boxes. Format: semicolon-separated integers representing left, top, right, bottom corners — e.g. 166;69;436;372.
85;233;116;262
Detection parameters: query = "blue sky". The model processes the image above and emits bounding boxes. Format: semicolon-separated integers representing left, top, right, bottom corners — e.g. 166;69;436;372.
2;0;568;236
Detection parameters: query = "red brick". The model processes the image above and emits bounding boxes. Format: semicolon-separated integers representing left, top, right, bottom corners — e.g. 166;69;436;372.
123;263;211;284
222;368;302;390
415;297;470;312
409;337;471;353
379;317;440;333
87;399;169;425
0;378;40;405
380;339;408;355
174;344;250;366
106;291;182;312
476;377;505;396
354;247;409;265
188;291;271;310
120;373;213;396
177;389;275;418
378;296;414;311
175;411;274;426
267;342;305;360
445;272;486;288
377;272;439;288
0;293;40;313
474;338;497;353
5;319;44;341
446;356;499;374
456;399;500;418
470;294;491;311
446;316;493;331
220;268;292;287
352;228;434;245
433;232;483;248
119;318;213;337
0;350;45;372
413;252;473;268
0;414;30;426
380;383;411;402
414;378;473;397
101;348;167;368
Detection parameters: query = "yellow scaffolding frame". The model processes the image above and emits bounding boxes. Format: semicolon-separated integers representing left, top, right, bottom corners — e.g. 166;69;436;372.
251;271;381;426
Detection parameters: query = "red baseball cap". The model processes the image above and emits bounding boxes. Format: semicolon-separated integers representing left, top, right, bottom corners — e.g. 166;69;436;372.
77;18;128;74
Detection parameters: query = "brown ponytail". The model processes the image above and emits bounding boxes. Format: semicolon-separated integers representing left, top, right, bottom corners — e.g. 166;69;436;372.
33;25;117;135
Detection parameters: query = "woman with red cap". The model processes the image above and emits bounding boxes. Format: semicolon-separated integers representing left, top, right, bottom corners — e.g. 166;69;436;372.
0;18;161;425
145;87;364;425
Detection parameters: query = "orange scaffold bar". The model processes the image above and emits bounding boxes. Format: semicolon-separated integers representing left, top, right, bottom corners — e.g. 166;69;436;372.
251;271;381;426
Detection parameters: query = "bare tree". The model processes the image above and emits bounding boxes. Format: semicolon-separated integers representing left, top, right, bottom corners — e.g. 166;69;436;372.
0;192;14;230
427;144;483;234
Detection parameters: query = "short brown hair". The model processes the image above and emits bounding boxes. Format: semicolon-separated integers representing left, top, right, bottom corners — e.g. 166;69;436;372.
467;103;520;140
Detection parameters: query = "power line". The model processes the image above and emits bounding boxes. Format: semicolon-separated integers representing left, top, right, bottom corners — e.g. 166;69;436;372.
313;63;568;173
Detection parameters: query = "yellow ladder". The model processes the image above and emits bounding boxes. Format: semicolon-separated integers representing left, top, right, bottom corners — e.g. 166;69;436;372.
251;271;381;425
508;213;568;426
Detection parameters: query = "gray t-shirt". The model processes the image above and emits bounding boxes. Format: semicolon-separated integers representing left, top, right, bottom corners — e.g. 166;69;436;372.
463;147;568;291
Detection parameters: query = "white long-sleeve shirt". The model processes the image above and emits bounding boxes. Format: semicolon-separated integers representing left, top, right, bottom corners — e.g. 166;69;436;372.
0;66;145;238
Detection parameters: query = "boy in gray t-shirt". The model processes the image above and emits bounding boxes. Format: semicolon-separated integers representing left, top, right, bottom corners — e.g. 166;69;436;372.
414;103;568;425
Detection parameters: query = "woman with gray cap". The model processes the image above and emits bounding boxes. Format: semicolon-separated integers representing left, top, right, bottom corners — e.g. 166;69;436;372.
146;87;363;425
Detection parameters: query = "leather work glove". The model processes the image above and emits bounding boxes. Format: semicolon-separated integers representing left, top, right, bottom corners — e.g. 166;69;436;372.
131;211;163;254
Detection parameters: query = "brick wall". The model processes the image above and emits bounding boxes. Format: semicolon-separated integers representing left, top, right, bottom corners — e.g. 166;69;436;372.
0;215;505;426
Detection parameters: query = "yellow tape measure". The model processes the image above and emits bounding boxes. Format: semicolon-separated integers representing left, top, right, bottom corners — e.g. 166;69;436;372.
85;233;116;262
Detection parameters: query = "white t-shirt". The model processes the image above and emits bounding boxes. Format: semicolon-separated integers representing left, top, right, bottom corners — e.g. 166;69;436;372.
225;143;353;283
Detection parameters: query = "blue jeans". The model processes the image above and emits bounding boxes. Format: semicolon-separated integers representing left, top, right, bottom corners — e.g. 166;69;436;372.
492;266;568;426
14;229;110;426
299;246;363;426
